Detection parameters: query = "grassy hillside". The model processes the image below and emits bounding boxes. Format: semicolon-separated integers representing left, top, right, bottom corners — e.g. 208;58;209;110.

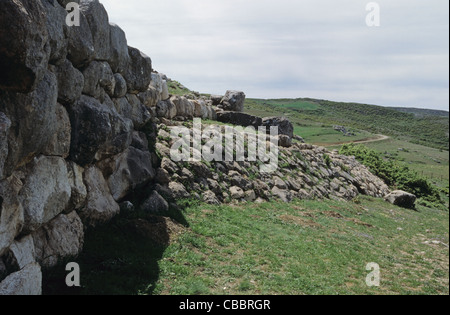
43;197;449;295
391;107;449;118
245;98;449;151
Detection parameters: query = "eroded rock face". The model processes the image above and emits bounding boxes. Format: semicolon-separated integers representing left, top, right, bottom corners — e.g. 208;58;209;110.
98;147;155;201
51;59;84;106
109;23;130;74
221;91;246;112
0;263;41;296
0;70;58;176
67;95;133;166
32;211;84;268
124;47;152;94
19;156;71;233
67;9;95;68
0;0;49;92
43;0;68;64
385;190;417;209
80;0;112;61
80;167;120;228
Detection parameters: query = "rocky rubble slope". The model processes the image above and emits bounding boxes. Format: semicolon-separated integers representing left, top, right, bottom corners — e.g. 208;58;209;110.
1;0;391;295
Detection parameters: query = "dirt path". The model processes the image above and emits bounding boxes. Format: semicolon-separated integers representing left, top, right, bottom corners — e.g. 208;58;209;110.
317;134;390;147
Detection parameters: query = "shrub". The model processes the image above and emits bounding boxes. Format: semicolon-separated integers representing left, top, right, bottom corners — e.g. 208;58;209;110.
339;144;441;203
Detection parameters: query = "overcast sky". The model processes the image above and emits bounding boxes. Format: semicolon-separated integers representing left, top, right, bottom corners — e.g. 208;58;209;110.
101;0;449;111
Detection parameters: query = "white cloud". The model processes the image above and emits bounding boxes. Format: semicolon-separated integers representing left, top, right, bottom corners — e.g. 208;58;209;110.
101;0;449;110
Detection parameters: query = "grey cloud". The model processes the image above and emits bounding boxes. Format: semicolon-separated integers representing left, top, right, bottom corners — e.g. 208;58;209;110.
102;0;449;110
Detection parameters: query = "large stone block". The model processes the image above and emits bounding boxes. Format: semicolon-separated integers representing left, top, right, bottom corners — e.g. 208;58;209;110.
0;0;50;92
82;61;116;101
124;47;152;94
109;23;130;74
67;10;95;68
67;95;133;166
79;166;120;227
43;0;68;64
42;103;71;158
80;0;112;61
0;70;58;177
50;59;84;105
0;263;41;295
32;211;84;268
97;147;155;201
221;91;246;112
19;156;72;233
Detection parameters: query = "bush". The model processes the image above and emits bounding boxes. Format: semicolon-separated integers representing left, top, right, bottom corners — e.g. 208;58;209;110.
340;144;441;203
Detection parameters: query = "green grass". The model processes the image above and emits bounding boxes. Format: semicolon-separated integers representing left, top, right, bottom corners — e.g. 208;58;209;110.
43;197;449;295
294;125;375;146
245;98;449;151
167;80;191;96
154;197;449;295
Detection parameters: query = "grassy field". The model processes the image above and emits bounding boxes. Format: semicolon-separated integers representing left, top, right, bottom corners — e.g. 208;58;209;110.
245;98;449;151
43;197;449;295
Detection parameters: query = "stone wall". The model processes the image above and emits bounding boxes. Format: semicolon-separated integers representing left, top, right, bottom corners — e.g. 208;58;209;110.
0;0;392;295
0;0;160;294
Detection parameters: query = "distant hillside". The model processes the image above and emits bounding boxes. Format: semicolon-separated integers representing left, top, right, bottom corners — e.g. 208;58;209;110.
245;98;449;151
391;107;449;118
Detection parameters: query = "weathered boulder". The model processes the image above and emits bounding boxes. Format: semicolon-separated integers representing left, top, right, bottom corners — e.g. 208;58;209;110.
67;95;133;166
43;103;71;158
150;73;164;95
141;190;169;214
98;147;155;201
0;0;49;92
156;99;177;119
80;166;120;227
43;0;68;64
124;47;152;94
271;186;293;203
6;235;35;270
0;70;58;176
113;73;128;98
80;0;112;61
65;162;87;212
385;190;416;209
138;87;160;108
216;111;262;128
66;9;95;68
169;182;190;199
0;262;41;295
203;190;220;205
82;61;116;101
131;131;149;152
262;117;294;139
230;186;245;200
221;91;246;112
113;95;151;129
172;96;195;118
0;176;24;257
19;156;71;233
278;135;292;148
109;23;130;74
50;59;84;105
193;100;209;119
161;80;170;100
32;211;84;268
